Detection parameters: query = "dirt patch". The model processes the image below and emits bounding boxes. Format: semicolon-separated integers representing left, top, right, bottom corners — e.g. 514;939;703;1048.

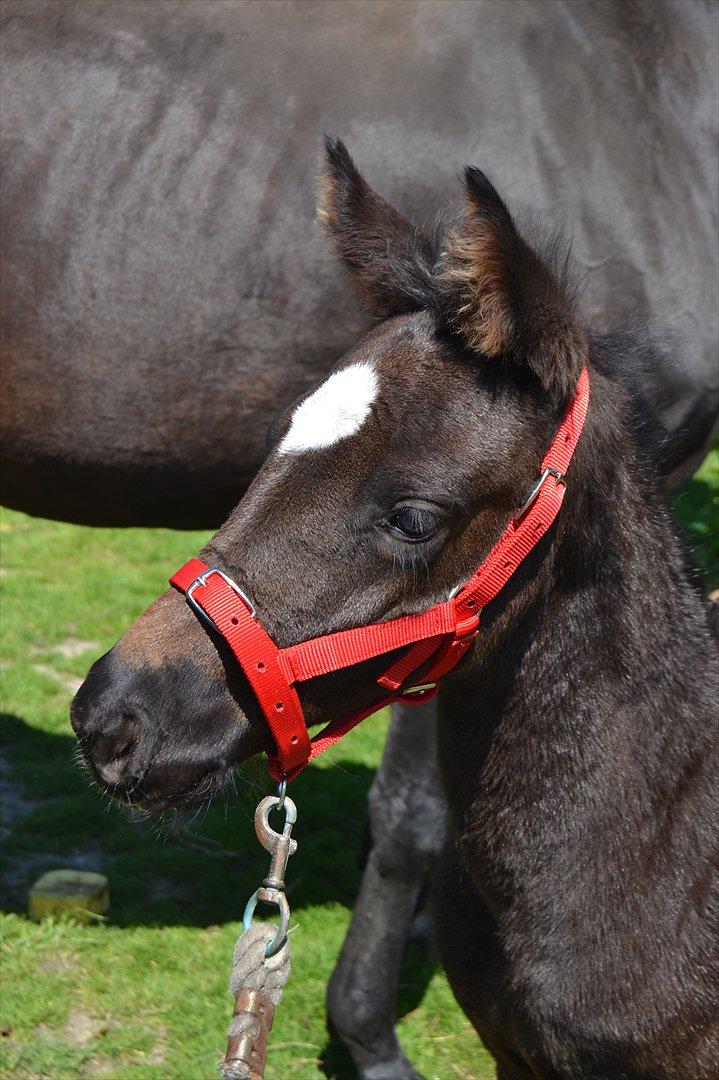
36;952;78;977
31;663;83;695
33;1010;111;1058
27;637;99;693
80;1025;166;1077
146;1024;168;1067
53;639;100;659
29;638;99;660
64;1010;110;1047
82;1061;119;1078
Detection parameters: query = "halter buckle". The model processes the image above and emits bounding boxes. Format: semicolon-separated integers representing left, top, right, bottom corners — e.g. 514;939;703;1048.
186;566;256;631
402;682;438;700
514;467;566;522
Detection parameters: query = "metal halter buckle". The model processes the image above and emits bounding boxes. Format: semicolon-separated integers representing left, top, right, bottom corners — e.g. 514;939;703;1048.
514;467;566;522
402;682;437;698
186;566;256;631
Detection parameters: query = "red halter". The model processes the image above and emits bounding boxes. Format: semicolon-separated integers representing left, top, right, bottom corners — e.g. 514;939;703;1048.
170;367;590;781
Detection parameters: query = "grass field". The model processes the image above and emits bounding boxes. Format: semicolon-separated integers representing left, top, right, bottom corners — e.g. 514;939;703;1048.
1;449;717;1080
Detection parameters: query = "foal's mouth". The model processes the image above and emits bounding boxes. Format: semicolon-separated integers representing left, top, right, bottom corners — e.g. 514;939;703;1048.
120;772;235;816
76;740;239;815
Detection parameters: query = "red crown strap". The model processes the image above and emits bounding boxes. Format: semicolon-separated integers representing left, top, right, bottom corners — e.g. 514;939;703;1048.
454;366;590;615
543;366;590;474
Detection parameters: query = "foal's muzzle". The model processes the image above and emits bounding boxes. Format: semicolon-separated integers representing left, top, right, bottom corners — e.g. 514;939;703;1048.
70;646;250;806
71;652;156;795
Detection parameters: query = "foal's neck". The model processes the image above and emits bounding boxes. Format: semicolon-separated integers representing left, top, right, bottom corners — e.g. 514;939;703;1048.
438;368;715;895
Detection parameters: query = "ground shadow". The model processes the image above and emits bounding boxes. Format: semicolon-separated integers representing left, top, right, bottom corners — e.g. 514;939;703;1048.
1;711;378;925
1;710;438;1073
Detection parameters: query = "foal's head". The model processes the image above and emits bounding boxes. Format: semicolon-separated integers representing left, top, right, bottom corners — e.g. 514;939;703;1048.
71;137;587;808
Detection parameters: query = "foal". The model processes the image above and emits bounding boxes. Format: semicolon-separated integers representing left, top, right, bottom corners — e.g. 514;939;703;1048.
72;139;718;1078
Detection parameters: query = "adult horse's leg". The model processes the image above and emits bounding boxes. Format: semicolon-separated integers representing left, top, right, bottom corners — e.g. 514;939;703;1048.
326;699;444;1080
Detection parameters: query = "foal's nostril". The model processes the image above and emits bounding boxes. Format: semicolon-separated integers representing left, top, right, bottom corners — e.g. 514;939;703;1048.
87;712;145;789
110;738;134;763
97;734;139;787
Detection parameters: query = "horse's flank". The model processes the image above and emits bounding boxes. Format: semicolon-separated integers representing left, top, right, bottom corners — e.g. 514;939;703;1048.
1;0;717;525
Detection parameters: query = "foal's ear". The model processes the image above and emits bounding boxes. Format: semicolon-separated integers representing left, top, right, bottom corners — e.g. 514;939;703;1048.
317;135;437;317
438;168;585;395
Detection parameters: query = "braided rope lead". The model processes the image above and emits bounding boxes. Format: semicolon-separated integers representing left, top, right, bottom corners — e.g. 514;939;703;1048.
219;923;291;1080
220;790;297;1080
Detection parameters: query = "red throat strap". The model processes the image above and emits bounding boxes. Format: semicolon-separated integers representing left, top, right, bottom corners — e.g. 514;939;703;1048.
170;367;590;780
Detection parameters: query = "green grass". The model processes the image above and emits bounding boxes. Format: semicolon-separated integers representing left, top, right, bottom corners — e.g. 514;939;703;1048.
673;450;719;587
1;448;716;1080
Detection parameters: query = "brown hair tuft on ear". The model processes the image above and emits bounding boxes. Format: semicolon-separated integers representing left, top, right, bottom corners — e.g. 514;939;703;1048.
438;168;516;357
438;167;586;397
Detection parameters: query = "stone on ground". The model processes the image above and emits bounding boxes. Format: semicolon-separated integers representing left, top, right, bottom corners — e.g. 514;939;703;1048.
29;869;109;922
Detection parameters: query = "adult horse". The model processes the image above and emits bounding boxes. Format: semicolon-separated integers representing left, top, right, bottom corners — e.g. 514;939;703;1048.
1;0;717;527
72;141;718;1078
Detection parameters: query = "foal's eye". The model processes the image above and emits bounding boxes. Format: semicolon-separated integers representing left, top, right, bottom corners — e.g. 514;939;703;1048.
383;505;439;543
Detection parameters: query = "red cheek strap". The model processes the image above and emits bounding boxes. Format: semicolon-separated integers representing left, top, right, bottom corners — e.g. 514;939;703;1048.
169;561;312;774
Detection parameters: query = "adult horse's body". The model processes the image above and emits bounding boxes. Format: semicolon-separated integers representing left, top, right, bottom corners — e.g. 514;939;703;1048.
1;0;717;526
72;141;718;1078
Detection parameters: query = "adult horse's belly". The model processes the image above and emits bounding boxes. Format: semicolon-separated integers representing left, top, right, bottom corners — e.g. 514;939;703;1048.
1;0;717;526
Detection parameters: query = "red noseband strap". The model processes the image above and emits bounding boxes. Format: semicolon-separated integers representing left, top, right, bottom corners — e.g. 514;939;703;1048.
170;367;590;780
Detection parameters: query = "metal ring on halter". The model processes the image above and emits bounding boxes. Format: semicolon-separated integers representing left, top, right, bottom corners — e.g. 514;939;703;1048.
514;467;566;522
242;888;291;958
275;778;287;812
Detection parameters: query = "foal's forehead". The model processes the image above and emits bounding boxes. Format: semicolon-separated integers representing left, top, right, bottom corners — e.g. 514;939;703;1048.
278;361;379;454
278;314;449;456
